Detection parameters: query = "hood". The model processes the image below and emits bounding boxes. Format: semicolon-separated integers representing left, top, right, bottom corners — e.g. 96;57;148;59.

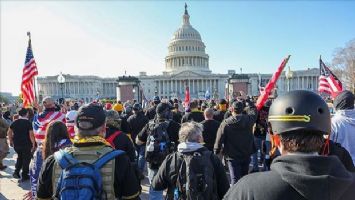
271;155;354;200
335;109;355;125
177;142;204;153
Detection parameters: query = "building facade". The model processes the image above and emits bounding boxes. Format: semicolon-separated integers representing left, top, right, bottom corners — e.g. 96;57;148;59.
37;75;117;102
37;4;320;103
138;4;230;100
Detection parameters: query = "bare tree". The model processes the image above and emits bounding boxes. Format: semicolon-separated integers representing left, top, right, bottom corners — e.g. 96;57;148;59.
332;39;355;93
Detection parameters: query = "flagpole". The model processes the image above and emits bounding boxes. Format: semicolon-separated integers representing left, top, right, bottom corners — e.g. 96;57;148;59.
28;31;39;105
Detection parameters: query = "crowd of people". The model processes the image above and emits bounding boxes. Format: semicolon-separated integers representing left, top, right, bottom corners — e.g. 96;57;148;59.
0;89;355;200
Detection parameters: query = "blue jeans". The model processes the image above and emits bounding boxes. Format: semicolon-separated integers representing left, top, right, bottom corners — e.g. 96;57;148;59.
147;167;163;200
252;137;265;171
30;147;43;198
227;158;250;185
137;145;146;172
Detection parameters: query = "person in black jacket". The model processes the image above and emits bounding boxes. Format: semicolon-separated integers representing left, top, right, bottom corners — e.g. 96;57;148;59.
224;90;355;200
172;103;183;124
201;108;220;151
127;103;149;174
181;100;204;123
213;99;227;122
136;102;180;199
105;110;136;163
214;100;257;184
152;122;229;199
145;96;161;120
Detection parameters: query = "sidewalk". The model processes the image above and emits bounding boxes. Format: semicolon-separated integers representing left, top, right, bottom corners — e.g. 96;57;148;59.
0;148;30;200
0;147;151;200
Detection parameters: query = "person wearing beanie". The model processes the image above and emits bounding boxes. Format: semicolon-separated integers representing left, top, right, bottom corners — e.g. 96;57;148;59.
213;99;228;122
137;102;180;199
37;103;141;200
145;96;161;120
214;99;257;184
330;90;355;165
113;101;124;115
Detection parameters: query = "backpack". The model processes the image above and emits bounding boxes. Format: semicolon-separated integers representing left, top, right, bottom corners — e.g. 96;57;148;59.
145;120;172;165
53;149;125;200
106;131;122;148
175;151;218;200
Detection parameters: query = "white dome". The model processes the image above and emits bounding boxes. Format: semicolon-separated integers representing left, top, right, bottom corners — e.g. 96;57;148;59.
165;4;210;75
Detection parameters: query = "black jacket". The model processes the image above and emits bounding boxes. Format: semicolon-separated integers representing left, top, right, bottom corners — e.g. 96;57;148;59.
213;110;226;122
106;127;136;163
145;105;157;120
223;155;355;200
137;118;180;169
326;140;355;172
172;110;183;124
214;106;257;160
201;119;220;151
152;147;230;199
120;113;132;133
181;111;204;123
127;111;149;143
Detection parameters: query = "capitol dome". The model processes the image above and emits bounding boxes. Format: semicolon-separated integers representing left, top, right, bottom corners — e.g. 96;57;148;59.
165;4;210;74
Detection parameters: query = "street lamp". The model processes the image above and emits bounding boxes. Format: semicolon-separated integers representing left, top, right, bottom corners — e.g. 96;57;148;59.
57;72;66;100
286;66;293;92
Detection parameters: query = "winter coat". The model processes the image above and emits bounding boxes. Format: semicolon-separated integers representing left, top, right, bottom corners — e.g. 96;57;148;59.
223;155;355;200
214;106;257;160
330;109;355;165
152;145;230;199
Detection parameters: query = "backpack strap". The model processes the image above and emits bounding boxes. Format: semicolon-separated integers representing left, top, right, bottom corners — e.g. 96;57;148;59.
54;149;79;169
94;150;125;169
106;131;122;148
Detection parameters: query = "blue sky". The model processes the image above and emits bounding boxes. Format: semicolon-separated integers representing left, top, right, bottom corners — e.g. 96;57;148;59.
1;1;354;95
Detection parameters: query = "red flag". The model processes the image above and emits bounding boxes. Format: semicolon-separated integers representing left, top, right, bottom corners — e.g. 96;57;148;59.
256;55;291;111
184;86;190;106
318;58;343;98
21;33;38;107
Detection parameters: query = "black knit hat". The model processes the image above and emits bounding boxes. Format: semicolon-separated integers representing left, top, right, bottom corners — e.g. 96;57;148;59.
76;103;106;131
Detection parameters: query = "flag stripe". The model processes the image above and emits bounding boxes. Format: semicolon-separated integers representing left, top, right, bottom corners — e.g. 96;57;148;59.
318;59;343;98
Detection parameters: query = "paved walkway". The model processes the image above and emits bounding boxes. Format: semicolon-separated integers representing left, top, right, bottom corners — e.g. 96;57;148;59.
0;148;151;200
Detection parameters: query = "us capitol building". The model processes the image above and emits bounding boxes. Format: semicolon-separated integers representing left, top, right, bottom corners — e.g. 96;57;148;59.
37;4;320;103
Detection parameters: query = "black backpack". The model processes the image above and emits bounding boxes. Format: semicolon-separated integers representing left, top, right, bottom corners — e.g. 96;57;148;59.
175;151;218;200
145;120;172;165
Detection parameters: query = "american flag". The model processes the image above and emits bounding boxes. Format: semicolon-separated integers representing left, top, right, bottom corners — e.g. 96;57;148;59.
21;32;38;107
318;58;343;98
33;110;66;144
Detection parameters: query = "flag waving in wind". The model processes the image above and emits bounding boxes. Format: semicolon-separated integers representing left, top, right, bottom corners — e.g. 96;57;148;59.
205;88;211;100
21;32;38;107
318;57;343;98
256;55;291;111
184;85;190;107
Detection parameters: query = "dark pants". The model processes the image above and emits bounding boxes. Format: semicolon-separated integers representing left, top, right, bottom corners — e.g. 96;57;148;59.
14;146;32;177
227;158;251;185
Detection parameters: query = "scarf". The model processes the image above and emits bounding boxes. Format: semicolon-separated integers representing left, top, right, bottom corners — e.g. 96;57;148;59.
72;135;111;146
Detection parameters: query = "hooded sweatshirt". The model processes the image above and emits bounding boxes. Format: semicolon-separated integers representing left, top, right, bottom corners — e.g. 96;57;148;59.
330;109;355;165
223;155;355;200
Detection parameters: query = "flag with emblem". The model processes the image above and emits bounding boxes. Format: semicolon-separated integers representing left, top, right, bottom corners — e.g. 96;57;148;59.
21;32;38;107
318;58;343;98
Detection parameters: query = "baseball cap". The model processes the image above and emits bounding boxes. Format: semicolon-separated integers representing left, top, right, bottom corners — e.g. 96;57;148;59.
219;99;227;104
66;110;78;123
133;103;142;111
153;96;161;103
76;103;106;131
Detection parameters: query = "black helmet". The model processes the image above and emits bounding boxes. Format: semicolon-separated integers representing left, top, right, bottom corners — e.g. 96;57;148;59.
268;90;330;135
